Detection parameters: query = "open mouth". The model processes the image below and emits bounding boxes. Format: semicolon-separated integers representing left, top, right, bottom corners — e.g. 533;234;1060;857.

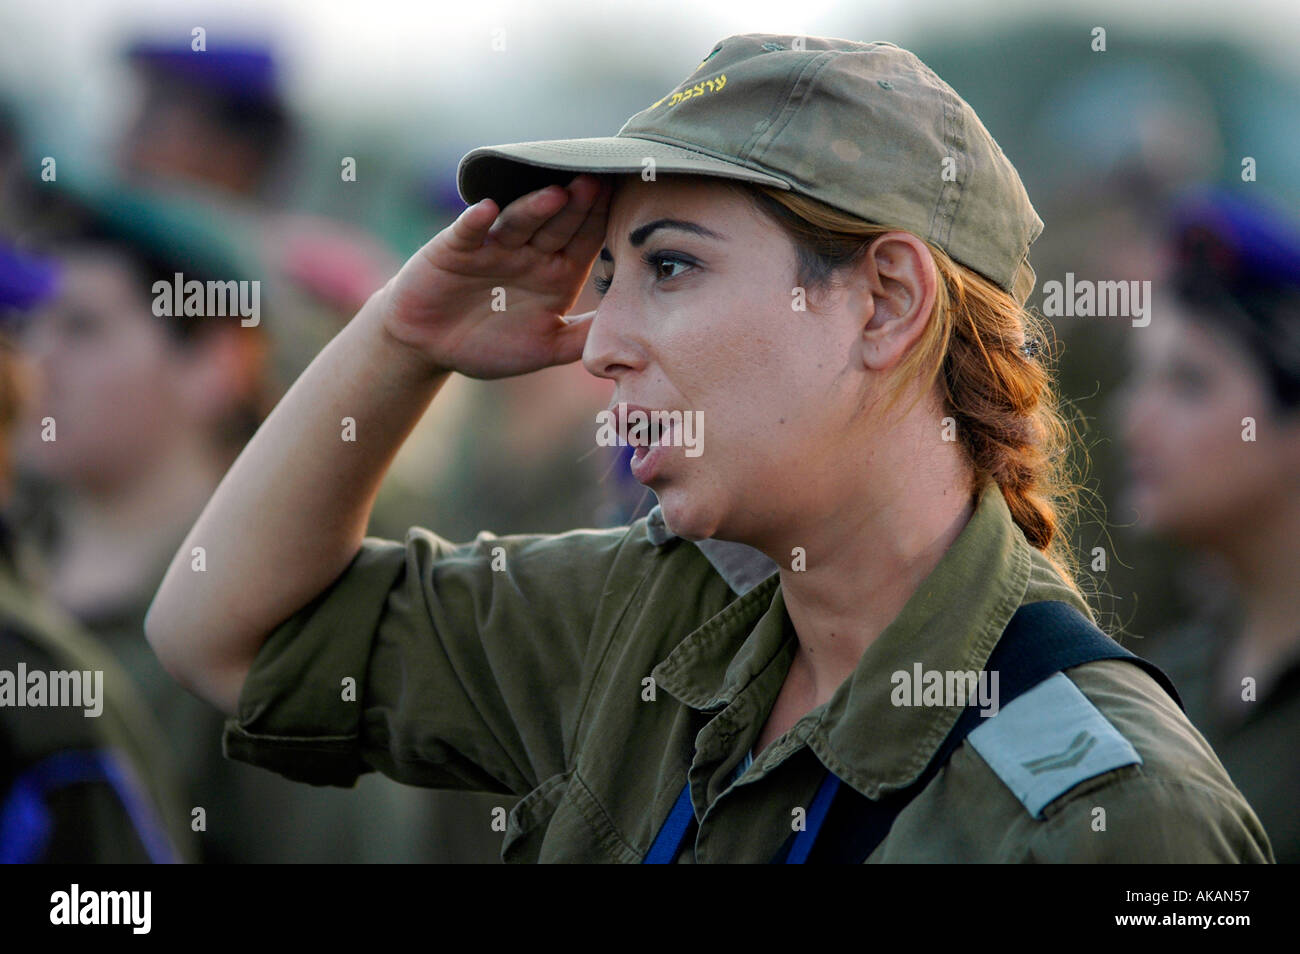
630;419;674;458
612;403;677;448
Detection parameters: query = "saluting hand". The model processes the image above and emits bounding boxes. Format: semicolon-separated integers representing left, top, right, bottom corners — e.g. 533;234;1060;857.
379;173;612;379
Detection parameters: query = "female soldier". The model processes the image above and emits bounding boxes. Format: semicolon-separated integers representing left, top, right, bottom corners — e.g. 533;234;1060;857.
146;35;1271;862
1121;190;1300;863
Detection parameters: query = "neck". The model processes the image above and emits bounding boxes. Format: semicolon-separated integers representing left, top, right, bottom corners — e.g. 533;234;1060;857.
773;416;977;706
1212;494;1300;659
50;438;225;616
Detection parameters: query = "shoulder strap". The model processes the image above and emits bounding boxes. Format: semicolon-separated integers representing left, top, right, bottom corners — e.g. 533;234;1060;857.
774;600;1183;863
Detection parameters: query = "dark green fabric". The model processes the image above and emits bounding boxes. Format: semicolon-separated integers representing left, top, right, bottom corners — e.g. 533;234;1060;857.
1148;613;1300;864
225;480;1274;862
0;533;196;862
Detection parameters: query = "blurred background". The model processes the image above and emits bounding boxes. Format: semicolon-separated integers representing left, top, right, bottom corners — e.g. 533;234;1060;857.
0;0;1296;863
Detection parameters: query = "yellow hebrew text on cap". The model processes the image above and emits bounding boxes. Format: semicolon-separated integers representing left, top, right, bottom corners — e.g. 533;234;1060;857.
649;74;727;111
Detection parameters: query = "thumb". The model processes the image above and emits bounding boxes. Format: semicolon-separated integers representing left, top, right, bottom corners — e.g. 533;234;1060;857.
549;309;597;365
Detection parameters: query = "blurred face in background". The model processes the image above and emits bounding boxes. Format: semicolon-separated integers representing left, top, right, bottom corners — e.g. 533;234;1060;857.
14;248;220;495
118;79;267;196
1120;297;1300;547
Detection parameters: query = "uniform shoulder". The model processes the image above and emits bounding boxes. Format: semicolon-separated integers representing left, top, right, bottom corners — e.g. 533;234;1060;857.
959;658;1273;861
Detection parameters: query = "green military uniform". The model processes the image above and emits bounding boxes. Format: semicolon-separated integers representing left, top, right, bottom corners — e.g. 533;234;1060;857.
79;529;499;863
1146;611;1300;864
0;516;196;862
223;479;1272;862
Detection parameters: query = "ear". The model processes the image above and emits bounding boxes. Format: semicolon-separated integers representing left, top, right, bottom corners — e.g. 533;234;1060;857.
856;232;938;372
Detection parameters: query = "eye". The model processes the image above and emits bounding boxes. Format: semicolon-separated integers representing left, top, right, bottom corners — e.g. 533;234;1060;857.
646;252;694;282
592;252;696;296
59;308;103;340
1167;360;1212;398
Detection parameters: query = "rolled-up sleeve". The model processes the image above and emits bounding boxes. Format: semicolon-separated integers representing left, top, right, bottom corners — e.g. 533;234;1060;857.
223;522;649;796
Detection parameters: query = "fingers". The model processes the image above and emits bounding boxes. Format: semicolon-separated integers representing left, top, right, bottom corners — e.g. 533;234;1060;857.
442;185;566;253
442;175;612;261
557;308;597;327
527;175;605;254
549;309;597;365
442;198;501;253
563;178;613;265
484;183;572;249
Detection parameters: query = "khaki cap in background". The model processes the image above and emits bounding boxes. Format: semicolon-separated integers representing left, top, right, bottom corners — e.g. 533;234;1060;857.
457;33;1044;304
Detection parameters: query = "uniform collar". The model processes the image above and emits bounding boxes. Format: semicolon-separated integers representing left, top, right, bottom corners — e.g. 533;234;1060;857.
650;478;1032;799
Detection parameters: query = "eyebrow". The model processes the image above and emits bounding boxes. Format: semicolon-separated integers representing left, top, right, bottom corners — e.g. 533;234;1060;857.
599;219;727;261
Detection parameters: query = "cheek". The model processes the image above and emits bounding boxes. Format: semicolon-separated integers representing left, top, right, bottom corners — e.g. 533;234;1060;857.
1166;402;1242;464
653;273;854;490
1157;383;1283;515
57;333;179;441
1221;414;1300;498
705;352;850;500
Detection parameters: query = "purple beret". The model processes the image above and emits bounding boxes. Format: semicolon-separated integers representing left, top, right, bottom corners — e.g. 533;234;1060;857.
0;241;60;315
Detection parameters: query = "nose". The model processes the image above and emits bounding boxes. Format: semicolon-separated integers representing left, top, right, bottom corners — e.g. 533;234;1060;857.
16;315;57;366
581;284;647;383
1118;377;1159;453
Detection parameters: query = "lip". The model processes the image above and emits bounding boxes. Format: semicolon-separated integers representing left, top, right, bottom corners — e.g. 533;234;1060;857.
610;402;678;484
628;421;676;484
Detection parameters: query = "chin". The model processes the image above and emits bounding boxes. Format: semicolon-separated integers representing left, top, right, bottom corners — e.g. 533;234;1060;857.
655;487;721;542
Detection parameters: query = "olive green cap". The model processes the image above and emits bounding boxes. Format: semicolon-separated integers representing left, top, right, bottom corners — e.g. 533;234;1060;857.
457;33;1043;304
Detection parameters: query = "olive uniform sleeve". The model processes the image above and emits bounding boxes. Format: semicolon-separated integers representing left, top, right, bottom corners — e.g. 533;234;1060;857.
223;522;651;797
1016;661;1275;863
1022;772;1273;862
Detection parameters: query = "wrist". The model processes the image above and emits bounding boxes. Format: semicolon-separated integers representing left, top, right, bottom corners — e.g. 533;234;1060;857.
360;283;454;382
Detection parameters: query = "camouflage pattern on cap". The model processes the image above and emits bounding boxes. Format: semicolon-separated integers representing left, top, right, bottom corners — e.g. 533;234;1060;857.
458;33;1043;303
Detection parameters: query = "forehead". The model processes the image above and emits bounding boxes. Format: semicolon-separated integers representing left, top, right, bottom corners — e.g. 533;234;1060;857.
603;174;769;247
608;174;749;221
49;247;149;312
1136;295;1249;367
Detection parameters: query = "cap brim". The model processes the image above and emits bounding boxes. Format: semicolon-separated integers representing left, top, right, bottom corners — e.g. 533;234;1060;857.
457;136;791;209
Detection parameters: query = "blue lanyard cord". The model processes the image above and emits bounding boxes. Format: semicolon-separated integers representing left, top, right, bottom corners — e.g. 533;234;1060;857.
784;771;841;863
643;782;696;864
643;769;842;864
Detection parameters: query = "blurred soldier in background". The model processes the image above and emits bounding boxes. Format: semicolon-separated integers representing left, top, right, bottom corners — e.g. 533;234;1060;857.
1119;189;1300;863
0;240;195;862
1;30;671;861
5;174;522;862
105;35;520;862
7;183;276;862
113;37;397;386
118;39;293;202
